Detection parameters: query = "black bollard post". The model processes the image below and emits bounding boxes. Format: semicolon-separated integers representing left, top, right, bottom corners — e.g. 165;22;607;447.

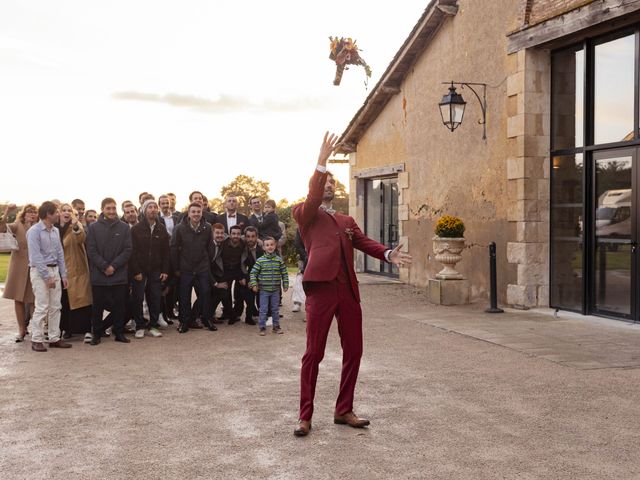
485;242;504;313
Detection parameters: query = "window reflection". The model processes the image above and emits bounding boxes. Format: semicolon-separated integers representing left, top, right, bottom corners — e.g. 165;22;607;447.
552;48;583;150
550;154;583;310
594;153;632;314
594;34;635;145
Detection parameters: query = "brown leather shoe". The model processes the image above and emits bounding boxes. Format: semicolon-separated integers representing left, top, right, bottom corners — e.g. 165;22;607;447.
48;340;72;348
31;342;47;352
334;411;370;428
293;419;312;437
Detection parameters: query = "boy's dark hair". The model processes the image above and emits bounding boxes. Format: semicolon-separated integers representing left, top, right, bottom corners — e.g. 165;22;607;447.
229;225;242;233
38;201;57;220
244;226;257;235
264;199;276;208
102;197;117;209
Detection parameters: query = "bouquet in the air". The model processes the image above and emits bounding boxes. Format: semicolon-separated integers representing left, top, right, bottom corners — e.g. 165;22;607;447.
329;36;372;86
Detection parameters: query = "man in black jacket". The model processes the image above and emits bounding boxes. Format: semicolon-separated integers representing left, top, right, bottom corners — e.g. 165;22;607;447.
240;226;263;324
211;222;233;323
218;195;248;234
130;200;171;339
171;202;216;333
247;196;263;231
218;224;245;325
87;197;133;345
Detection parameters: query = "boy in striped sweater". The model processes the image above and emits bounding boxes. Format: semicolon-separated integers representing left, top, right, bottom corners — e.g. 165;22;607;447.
250;237;289;335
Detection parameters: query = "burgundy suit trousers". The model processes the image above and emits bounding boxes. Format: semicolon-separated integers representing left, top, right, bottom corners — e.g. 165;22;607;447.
299;279;363;421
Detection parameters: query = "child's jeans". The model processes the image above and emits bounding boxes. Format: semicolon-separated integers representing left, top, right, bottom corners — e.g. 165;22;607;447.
259;290;280;329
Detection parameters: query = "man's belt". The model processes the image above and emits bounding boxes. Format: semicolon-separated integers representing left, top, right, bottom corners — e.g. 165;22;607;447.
46;264;58;267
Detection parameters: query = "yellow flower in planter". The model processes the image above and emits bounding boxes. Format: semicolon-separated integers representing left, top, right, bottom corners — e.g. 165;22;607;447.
434;215;465;238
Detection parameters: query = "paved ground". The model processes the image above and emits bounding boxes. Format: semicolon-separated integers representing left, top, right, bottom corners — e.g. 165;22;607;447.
1;277;640;479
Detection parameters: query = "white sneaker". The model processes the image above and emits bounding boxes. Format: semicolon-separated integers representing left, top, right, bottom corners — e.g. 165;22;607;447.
292;302;301;312
148;327;162;337
126;319;136;331
105;326;112;336
157;318;169;329
135;329;145;339
83;333;93;343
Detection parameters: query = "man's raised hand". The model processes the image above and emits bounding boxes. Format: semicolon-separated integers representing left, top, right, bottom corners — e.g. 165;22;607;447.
317;131;339;168
389;244;412;268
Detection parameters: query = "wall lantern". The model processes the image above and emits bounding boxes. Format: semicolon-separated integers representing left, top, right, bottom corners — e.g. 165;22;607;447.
439;81;487;140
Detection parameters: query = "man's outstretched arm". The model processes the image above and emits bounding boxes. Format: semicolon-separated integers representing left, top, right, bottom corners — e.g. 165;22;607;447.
293;132;339;228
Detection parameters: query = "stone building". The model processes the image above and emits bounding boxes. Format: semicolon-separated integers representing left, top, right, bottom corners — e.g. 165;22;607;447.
338;0;640;322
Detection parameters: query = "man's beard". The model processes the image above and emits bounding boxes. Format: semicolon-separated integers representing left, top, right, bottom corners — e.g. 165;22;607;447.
322;191;334;202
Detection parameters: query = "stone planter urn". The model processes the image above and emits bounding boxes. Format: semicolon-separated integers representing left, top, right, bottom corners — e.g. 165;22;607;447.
432;236;465;280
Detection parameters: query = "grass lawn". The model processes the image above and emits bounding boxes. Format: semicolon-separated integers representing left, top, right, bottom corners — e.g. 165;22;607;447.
0;253;9;283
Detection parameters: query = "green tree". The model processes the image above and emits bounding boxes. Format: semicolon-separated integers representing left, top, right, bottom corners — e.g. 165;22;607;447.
219;175;270;216
208;197;224;215
276;202;298;265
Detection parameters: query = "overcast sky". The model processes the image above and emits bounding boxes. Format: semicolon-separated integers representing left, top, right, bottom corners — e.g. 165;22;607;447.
0;0;427;210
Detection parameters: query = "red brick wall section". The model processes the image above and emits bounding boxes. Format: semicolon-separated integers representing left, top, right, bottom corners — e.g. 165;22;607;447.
517;0;534;26
529;0;597;25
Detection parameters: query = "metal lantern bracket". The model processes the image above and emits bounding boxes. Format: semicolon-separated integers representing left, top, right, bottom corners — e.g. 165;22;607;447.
442;81;487;140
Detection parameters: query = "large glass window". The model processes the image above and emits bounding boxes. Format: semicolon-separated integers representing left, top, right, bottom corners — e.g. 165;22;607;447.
551;28;640;320
593;151;633;315
365;178;399;276
550;154;584;311
552;47;584;150
594;34;635;145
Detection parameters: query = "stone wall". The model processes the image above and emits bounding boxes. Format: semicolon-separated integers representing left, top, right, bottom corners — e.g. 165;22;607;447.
505;48;551;308
348;0;520;303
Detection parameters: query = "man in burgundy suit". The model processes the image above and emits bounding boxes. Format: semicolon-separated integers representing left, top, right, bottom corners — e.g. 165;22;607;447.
292;132;411;437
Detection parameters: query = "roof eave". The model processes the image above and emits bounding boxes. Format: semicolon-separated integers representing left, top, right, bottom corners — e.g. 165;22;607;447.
336;0;458;154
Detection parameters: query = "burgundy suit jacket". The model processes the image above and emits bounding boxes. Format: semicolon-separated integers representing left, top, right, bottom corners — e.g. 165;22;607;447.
293;169;389;302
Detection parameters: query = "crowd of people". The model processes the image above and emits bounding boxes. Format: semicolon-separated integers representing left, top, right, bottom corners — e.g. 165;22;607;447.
1;192;306;351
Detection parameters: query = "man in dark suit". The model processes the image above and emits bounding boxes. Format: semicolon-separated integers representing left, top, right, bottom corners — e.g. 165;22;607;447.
218;195;249;234
247;196;263;231
158;195;181;237
211;223;234;322
292;132;411;437
238;226;263;324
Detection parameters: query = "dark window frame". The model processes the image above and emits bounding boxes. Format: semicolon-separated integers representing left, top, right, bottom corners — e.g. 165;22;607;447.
550;25;640;320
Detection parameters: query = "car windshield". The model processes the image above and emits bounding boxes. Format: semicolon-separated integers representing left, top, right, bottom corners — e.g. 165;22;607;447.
596;207;616;220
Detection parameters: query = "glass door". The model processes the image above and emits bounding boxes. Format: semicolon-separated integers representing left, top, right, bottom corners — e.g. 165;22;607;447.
591;148;636;318
365;177;399;276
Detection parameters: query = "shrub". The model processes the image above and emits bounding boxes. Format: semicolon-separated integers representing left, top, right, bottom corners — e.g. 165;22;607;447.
434;215;465;238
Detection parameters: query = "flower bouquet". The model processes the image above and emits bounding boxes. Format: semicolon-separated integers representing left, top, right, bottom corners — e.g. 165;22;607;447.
329;36;372;86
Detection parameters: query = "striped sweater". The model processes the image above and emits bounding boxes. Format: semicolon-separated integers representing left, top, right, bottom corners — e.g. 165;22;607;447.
249;253;289;292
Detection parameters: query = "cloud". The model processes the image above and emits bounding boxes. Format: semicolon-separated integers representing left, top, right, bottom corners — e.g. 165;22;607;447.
111;91;331;113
